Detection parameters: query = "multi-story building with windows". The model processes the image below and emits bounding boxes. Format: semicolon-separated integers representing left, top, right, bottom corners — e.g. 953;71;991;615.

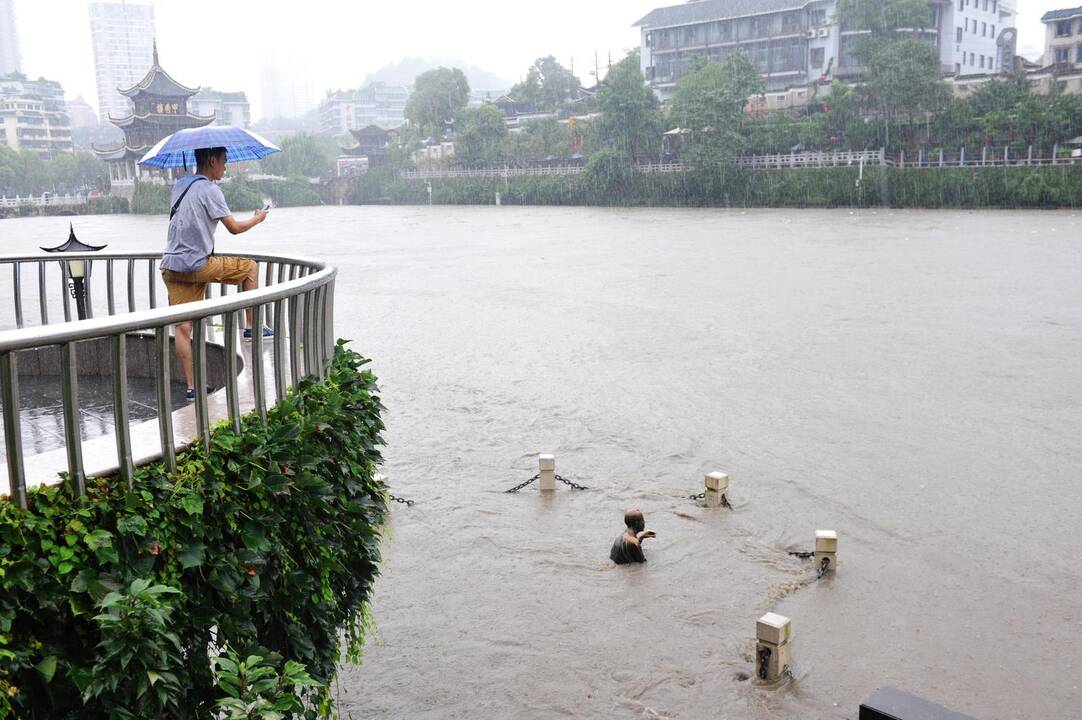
0;0;20;76
317;82;410;135
0;74;73;158
1041;6;1082;66
635;0;1016;100
89;2;156;124
190;88;251;128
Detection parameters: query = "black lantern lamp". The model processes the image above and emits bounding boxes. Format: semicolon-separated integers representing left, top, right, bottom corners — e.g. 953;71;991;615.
42;224;107;321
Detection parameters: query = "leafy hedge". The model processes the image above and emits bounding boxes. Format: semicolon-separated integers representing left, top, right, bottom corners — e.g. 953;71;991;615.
346;164;1082;209
0;343;387;719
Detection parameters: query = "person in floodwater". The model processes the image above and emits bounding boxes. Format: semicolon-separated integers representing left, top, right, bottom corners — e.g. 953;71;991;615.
610;509;656;564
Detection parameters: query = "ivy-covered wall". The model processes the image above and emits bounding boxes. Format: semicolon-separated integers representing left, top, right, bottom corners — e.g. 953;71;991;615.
0;343;387;719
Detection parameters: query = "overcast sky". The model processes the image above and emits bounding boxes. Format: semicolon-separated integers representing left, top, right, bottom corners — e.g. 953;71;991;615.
9;0;1061;119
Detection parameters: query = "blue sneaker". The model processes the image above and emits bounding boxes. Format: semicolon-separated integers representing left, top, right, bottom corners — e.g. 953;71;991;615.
243;326;274;339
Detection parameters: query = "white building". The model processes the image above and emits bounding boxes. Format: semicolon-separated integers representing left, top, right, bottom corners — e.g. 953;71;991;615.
0;0;20;76
635;0;1016;100
190;88;251;128
260;61;317;121
0;74;73;158
1041;6;1082;66
88;2;156;124
317;82;410;135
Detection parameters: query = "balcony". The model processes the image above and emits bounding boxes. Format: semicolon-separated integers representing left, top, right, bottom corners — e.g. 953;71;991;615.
0;252;336;506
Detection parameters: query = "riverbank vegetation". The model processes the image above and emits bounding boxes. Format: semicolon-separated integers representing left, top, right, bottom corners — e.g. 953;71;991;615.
0;147;110;198
0;345;387;719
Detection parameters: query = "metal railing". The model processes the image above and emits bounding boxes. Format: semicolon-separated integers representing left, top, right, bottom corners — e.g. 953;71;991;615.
0;194;91;208
0;251;337;509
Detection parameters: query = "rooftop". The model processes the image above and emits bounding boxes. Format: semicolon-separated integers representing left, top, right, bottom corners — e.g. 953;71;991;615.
1041;6;1082;22
634;0;813;28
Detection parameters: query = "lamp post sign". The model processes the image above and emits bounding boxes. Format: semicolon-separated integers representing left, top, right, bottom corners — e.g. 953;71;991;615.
41;224;106;321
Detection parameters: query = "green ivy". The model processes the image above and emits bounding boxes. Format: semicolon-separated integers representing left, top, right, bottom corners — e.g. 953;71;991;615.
0;343;387;719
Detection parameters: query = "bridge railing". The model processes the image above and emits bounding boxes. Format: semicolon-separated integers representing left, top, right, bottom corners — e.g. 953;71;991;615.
0;194;90;208
0;251;337;508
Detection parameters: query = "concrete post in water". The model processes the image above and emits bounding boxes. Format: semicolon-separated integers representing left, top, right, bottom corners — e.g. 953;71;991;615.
704;471;729;508
815;529;837;576
538;454;556;491
756;612;792;682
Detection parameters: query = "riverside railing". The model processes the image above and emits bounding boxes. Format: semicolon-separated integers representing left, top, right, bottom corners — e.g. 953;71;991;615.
0;251;337;509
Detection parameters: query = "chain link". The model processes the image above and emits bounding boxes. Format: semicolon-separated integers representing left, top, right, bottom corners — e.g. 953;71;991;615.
387;494;415;507
689;491;732;508
788;550;815;559
505;473;539;493
689;492;706;501
556;474;589;491
758;646;771;681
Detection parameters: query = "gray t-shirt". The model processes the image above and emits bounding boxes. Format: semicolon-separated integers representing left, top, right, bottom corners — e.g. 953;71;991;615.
160;174;231;272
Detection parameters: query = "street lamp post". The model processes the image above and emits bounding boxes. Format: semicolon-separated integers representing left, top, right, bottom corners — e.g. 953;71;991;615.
42;224;107;321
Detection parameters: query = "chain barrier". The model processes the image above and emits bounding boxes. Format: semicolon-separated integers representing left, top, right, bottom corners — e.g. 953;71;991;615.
387;494;415;507
787;550;814;560
505;473;539;493
556;474;589;491
757;646;771;681
689;492;732;508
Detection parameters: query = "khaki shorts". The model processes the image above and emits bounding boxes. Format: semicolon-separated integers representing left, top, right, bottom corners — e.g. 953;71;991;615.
161;255;256;306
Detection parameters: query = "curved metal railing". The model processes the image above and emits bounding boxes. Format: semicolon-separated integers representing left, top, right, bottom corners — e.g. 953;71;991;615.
0;251;337;508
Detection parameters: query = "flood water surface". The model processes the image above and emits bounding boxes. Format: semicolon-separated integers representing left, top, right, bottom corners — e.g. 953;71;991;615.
5;207;1081;719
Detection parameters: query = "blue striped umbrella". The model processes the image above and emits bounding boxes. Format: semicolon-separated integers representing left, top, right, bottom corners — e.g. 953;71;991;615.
138;126;281;169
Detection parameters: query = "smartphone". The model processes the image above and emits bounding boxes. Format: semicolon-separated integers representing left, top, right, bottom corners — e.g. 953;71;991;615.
261;201;272;212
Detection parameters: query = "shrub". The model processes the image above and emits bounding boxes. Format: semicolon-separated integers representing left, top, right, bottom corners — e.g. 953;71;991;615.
0;343;387;719
130;181;169;215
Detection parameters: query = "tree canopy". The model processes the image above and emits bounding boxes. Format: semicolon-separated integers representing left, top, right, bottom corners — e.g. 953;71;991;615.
670;51;763;168
596;50;662;160
510;56;582;112
405;67;470;138
453;104;508;164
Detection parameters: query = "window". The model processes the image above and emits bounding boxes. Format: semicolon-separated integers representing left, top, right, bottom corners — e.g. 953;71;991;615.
955;63;961;74
982;22;987;36
979;55;985;69
1055;47;1070;62
992;1;996;11
991;24;995;37
810;47;825;68
956;27;963;42
957;0;963;9
1057;21;1073;37
970;51;975;64
1076;45;1082;62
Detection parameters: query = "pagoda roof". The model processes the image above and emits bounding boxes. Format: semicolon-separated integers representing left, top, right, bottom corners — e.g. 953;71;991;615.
108;111;215;129
91;143;151;162
118;42;200;99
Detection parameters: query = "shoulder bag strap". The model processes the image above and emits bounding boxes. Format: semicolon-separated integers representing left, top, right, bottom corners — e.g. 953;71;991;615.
169;177;208;220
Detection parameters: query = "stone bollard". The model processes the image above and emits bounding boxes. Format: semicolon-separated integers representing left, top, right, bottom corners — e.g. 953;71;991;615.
814;530;837;577
756;612;793;682
704;471;729;508
538;454;556;491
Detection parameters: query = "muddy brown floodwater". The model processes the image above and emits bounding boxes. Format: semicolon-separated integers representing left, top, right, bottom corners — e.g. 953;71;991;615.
5;206;1081;719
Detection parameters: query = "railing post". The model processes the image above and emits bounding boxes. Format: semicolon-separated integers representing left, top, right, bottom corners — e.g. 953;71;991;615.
112;334;134;488
251;304;267;422
37;261;48;325
192;317;211;452
1;352;27;509
60;342;85;497
223;311;241;434
12;262;23;329
155;326;176;474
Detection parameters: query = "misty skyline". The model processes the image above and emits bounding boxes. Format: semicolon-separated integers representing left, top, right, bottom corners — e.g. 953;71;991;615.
4;0;1062;121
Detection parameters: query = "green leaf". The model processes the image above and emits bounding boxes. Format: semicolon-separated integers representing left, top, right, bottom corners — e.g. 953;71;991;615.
180;493;204;516
36;655;58;683
178;542;205;569
116;514;148;536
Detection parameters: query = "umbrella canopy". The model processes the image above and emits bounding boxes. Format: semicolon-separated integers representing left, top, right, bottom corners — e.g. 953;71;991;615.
138;126;281;169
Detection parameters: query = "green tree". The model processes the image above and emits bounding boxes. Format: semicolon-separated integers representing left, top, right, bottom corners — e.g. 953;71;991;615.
454;104;508;164
259;133;334;179
405;67;470;137
510;56;582;111
862;38;949;130
834;0;932;34
596;50;662;160
670;51;763;168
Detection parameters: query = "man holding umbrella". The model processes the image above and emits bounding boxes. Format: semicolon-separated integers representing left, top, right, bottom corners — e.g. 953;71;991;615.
141;127;281;400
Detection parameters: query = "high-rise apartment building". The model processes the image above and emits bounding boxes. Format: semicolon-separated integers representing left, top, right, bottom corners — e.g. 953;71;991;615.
0;73;73;158
260;61;317;121
89;2;155;123
0;0;21;76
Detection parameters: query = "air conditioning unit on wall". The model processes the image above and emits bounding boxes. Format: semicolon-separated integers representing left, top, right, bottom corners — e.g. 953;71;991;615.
806;29;817;39
818;27;830;38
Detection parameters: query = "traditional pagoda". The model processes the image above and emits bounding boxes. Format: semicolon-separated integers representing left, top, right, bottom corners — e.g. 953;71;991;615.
93;42;213;196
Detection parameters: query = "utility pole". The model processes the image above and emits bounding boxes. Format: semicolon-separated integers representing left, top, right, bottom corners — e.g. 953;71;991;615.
594;50;600;84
